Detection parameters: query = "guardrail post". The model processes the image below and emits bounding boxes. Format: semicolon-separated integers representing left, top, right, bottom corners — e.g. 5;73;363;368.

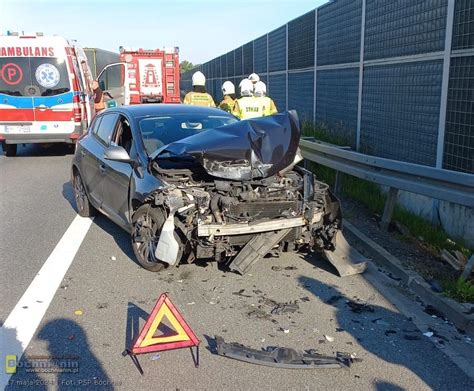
334;170;342;195
381;187;399;229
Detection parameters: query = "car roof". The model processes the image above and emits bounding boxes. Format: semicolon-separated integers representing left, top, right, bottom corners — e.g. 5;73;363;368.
109;104;233;119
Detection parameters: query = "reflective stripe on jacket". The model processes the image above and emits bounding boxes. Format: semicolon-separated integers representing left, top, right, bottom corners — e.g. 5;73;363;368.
232;96;263;119
183;91;216;107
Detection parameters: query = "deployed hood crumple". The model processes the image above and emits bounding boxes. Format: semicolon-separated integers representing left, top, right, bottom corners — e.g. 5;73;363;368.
153;111;301;180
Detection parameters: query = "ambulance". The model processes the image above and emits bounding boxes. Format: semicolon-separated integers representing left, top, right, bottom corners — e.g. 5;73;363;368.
0;33;94;156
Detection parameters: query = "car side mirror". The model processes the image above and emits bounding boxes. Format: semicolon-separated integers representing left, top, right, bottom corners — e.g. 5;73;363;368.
104;145;132;163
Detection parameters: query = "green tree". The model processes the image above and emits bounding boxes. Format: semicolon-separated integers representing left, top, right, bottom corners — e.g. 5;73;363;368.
180;60;196;73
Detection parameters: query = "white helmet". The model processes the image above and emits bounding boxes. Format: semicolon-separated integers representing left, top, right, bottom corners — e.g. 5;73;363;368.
192;71;206;86
222;80;235;95
254;81;267;97
239;78;254;97
248;73;260;84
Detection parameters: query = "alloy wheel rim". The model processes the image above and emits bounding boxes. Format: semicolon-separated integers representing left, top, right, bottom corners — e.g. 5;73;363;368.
74;175;86;212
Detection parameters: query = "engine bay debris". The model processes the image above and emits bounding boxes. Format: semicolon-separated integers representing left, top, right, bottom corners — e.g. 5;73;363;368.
144;111;368;276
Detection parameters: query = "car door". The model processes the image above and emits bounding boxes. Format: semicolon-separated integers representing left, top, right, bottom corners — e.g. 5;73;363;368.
99;114;135;226
78;115;103;206
97;63;126;107
82;112;119;206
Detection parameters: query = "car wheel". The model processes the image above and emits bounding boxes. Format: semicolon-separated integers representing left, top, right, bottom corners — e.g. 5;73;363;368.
4;144;17;157
131;205;169;272
73;171;96;217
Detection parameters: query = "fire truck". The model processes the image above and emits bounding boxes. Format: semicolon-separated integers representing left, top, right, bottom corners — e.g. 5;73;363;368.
96;47;180;106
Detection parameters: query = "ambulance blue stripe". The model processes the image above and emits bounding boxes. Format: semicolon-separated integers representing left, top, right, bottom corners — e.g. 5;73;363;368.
0;91;74;109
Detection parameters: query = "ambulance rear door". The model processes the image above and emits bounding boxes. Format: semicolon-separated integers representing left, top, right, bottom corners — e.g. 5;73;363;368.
31;55;75;128
0;57;35;131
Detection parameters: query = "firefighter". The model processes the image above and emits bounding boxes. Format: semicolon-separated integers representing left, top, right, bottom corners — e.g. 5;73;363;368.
218;81;236;113
254;81;278;116
232;78;262;119
183;71;216;107
248;73;260;87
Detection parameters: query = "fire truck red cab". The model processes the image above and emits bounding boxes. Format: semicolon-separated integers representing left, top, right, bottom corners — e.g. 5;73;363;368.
97;47;180;106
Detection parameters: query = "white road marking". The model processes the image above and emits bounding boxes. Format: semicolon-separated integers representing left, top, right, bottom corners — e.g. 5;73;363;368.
0;215;93;388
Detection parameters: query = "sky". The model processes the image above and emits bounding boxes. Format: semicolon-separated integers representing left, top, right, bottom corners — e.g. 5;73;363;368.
0;0;328;64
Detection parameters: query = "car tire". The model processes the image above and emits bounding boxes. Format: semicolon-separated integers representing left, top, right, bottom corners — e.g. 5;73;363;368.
131;205;170;272
4;144;17;157
72;171;97;217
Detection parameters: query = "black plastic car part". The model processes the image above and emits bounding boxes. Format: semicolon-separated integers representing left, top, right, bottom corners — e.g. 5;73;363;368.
214;335;361;369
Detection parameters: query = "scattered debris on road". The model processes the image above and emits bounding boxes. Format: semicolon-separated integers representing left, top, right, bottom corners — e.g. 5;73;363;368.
271;302;299;315
346;301;374;313
232;289;253;298
324;335;335;342
403;334;421;341
423;305;446;319
214;335;361;369
326;295;343;305
372;318;390;327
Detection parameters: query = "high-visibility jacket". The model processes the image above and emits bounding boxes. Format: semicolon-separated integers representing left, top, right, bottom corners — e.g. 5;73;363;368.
183;91;216;107
218;95;236;113
261;96;278;116
232;96;263;119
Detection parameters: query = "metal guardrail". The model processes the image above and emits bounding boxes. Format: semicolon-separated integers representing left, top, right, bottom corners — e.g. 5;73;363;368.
300;137;474;227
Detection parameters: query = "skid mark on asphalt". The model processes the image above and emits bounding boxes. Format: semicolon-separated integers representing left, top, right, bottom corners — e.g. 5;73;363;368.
0;215;93;389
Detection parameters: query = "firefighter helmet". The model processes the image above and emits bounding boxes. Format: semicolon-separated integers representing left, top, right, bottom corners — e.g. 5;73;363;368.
248;73;260;84
192;71;206;86
239;78;254;97
222;81;235;96
254;81;267;97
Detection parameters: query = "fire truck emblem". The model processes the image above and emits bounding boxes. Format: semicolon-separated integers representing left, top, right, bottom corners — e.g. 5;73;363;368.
142;63;160;88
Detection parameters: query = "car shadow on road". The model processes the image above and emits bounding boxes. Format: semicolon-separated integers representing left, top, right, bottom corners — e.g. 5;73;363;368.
1;143;74;158
4;319;112;390
93;215;139;265
301;250;340;276
62;181;77;212
297;275;473;390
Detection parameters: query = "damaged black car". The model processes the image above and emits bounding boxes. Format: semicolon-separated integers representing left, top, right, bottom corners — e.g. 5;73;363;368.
71;105;366;276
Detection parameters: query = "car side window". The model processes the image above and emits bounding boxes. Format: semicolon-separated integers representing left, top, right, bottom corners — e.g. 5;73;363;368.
111;114;134;156
89;116;102;134
94;113;119;146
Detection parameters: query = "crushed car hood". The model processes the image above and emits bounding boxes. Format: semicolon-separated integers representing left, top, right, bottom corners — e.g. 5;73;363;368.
152;111;301;180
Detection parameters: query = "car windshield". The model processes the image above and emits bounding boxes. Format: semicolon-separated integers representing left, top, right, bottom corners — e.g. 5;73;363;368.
139;113;238;154
0;57;71;97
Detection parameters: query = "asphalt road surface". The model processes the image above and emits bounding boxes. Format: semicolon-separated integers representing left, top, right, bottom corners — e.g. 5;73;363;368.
1;144;473;390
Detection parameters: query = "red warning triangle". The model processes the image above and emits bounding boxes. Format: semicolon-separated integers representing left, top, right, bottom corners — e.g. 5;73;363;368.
132;293;199;354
